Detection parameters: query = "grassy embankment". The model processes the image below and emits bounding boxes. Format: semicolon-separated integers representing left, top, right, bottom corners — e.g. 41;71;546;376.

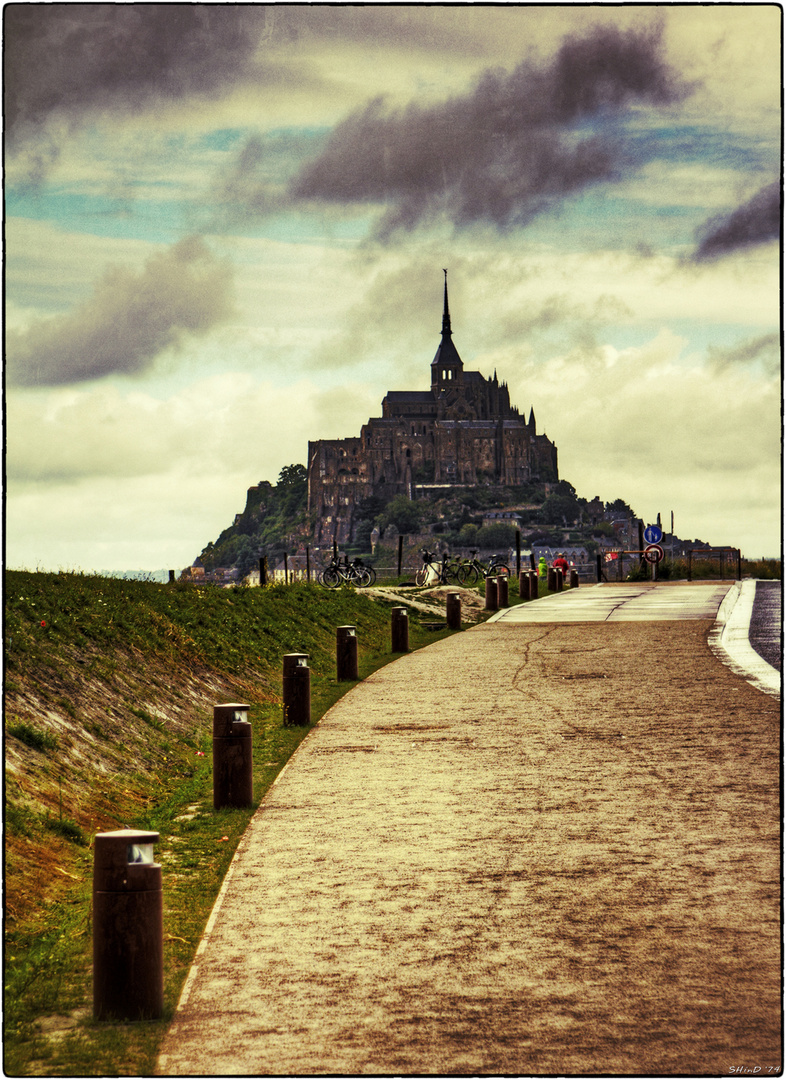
4;570;474;1076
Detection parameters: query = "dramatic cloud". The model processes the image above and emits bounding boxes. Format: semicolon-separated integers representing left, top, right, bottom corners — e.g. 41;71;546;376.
693;181;781;261
289;25;689;237
6;237;234;386
4;5;266;146
3;7;780;572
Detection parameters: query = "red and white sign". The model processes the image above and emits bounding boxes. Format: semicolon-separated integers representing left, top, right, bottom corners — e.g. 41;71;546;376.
644;544;665;564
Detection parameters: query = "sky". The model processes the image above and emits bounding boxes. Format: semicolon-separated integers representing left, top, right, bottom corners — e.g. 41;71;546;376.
4;3;782;572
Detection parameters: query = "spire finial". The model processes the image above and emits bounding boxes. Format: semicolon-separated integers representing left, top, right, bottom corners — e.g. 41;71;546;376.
441;269;452;337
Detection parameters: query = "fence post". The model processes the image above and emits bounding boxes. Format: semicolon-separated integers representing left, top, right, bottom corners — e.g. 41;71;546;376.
397;535;404;577
596;554;602;583
306;547;311;583
687;550;693;582
168;570;175;583
736;548;742;581
515;530;521;575
259;557;268;587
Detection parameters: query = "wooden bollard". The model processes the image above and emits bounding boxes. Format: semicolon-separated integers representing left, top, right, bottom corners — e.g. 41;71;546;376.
336;626;359;681
497;575;509;607
212;703;253;810
484;576;498;611
570;568;579;589
282;653;310;727
391;607;409;653
93;830;163;1022
547;567;556;591
530;570;540;600
555;568;564;592
519;570;529;599
446;592;461;630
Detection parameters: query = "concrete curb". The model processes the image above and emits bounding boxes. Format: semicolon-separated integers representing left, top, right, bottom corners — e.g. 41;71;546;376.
709;579;781;697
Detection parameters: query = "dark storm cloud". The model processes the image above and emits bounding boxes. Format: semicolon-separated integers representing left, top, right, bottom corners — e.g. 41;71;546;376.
692;182;781;261
4;4;268;146
6;237;234;387
290;25;689;237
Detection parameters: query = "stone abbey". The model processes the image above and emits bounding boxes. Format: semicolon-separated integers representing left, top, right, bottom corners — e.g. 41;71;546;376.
307;274;559;545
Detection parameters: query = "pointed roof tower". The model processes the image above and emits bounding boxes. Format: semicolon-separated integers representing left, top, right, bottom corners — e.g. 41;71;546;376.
431;269;463;385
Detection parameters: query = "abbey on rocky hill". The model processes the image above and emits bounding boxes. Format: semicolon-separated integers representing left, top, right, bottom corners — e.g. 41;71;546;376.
307;273;559;545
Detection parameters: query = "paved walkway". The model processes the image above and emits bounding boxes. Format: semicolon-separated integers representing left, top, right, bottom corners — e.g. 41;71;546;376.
157;583;781;1076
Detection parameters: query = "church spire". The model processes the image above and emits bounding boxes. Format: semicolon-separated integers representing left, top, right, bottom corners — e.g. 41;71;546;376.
441;268;452;338
431;268;463;388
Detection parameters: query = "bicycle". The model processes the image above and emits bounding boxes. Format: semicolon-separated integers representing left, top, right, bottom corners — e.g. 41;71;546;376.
415;549;464;587
457;550;510;585
319;555;375;589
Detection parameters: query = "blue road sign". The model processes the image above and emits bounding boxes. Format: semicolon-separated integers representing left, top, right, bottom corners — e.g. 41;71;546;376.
644;524;663;545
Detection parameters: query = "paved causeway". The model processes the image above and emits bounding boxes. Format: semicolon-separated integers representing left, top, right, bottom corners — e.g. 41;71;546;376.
488;581;732;622
157;583;781;1076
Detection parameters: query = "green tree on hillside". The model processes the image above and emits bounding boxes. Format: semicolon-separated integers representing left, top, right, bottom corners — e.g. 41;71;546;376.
375;495;424;536
197;464;308;575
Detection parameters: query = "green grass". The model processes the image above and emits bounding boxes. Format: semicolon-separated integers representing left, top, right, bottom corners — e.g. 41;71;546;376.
3;570;461;1076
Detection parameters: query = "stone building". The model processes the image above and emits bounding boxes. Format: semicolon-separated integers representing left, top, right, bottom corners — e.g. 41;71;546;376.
307;275;558;545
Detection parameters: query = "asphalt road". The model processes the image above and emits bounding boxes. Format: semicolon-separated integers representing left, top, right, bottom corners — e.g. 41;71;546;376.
157;583;781;1077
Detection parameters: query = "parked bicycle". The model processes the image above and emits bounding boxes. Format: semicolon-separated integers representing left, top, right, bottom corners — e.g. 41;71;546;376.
456;550;510;585
415;549;464;587
319;555;376;589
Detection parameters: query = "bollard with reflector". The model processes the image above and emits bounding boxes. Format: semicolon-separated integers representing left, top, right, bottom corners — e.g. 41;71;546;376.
446;592;461;629
570;568;579;589
497;575;509;608
485;576;498;611
391;607;409;653
283;653;311;726
336;626;359;681
93;829;163;1021
213;703;253;810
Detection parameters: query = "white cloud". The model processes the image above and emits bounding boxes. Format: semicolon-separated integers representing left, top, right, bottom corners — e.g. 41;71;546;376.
506;329;781;558
4;373;382;570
